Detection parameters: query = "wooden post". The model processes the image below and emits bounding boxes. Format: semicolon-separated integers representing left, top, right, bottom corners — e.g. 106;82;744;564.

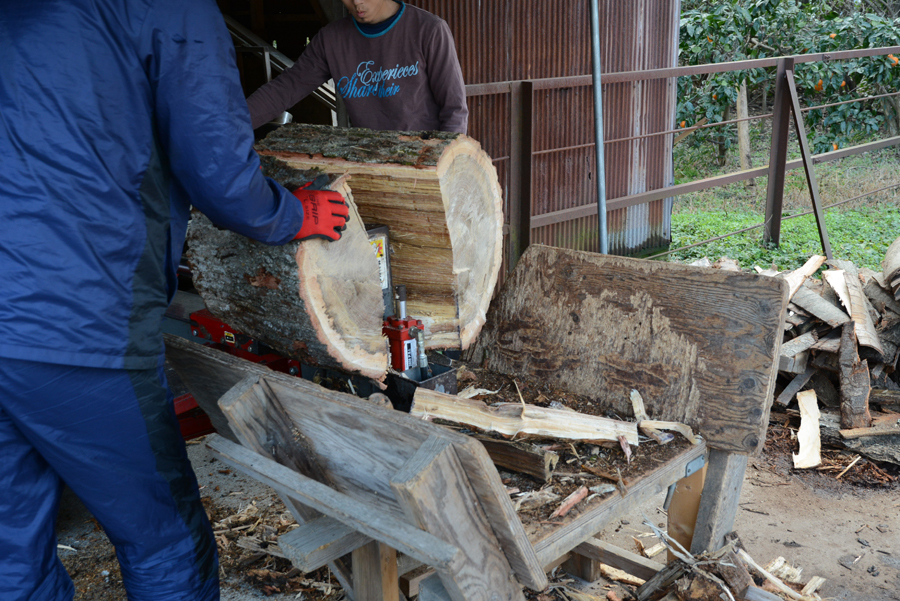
352;541;400;601
508;81;534;274
765;58;793;246
390;435;526;601
690;449;748;555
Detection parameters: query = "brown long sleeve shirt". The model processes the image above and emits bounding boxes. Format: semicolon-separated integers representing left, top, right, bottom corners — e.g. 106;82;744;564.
247;4;468;133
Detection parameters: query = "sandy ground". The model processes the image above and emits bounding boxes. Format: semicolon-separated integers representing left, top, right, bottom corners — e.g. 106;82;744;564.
55;433;898;600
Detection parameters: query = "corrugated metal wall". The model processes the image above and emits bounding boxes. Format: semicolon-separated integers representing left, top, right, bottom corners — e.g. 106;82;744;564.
411;0;681;257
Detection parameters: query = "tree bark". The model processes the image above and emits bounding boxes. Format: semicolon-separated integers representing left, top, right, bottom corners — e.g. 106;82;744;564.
186;158;388;380
256;124;504;350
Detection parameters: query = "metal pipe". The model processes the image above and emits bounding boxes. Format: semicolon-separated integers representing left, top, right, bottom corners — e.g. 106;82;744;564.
589;0;608;254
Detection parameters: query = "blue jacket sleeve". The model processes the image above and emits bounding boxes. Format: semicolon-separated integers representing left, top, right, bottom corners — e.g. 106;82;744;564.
141;0;303;245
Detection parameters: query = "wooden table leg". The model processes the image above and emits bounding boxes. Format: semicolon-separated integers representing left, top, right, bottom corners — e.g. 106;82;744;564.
690;449;748;555
352;541;400;601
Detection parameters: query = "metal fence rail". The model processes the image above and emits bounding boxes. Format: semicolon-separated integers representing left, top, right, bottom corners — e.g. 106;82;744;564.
467;45;900;267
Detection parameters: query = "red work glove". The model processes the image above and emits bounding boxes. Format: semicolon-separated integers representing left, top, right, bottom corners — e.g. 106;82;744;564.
292;183;350;241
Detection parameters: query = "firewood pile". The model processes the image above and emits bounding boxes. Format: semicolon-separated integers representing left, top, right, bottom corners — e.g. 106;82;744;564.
690;239;900;477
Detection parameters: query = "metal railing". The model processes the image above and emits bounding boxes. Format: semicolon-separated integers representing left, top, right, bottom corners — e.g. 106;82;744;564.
467;45;900;267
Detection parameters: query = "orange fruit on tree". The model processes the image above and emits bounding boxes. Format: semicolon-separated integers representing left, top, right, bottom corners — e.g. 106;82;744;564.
713;94;717;100
829;33;836;39
833;142;838;150
841;80;846;87
680;120;687;127
814;79;824;91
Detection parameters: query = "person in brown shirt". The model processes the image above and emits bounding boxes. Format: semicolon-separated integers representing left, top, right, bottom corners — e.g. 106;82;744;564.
247;0;468;134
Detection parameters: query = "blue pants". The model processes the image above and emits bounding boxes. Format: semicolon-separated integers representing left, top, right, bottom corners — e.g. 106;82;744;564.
0;357;219;601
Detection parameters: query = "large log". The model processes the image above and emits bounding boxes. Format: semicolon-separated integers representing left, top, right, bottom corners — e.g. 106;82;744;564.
256;124;504;350
186;159;388;380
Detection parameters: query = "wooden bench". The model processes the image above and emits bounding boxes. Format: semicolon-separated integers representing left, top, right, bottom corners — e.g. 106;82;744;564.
165;245;787;601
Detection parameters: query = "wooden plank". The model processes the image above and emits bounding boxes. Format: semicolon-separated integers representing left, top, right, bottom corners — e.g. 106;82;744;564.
531;442;707;566
411;389;639;445
690;449;749;555
400;566;436;598
779;351;809;374
390;434;526;601
278;516;371;572
774;366;815;406
791;285;850;327
166;336;546;591
571;539;664;581
470;246;787;455
665;464;706;563
418;574;455;601
352;541;399;601
475;436;559;482
635;560;687;601
810;330;842;353
207;434;463;571
780;331;818;357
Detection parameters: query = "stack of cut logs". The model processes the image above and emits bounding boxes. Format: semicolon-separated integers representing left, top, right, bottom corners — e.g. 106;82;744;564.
715;240;900;467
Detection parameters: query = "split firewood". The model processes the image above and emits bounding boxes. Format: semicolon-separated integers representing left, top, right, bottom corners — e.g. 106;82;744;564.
637;420;702;445
883;235;900;301
513;488;559;512
410;388;639;445
736;548;806;601
630;390;673;444
824;269;883;355
801;576;826;596
600;563;645;586
793;390;821;469
791;285;850;328
775;367;815;406
781;331;819;358
839;410;900;439
781;255;826;300
549;485;588;518
716;551;753;599
839;322;872;429
187;167;388;379
256;124;504;350
862;269;900;316
764;556;803;584
475;436;559;482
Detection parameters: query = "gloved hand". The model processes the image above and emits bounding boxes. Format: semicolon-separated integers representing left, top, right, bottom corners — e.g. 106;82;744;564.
292;181;350;242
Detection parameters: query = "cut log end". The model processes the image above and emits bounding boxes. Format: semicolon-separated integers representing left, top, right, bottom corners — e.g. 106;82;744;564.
187;166;388;380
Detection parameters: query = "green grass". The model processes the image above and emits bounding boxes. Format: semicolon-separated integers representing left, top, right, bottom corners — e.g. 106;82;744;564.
666;203;900;271
666;123;900;271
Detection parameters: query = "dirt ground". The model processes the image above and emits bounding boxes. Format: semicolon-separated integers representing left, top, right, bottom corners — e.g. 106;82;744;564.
55;406;899;600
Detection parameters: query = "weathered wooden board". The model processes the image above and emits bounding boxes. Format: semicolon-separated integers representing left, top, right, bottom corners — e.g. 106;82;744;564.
164;334;547;591
469;245;788;455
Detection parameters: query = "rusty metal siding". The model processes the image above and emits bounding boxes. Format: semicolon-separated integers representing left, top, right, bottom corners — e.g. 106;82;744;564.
410;1;681;256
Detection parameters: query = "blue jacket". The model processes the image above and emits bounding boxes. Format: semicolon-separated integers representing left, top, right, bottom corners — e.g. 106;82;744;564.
0;0;304;369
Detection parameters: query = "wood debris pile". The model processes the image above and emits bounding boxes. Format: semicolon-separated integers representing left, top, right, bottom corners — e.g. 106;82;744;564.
415;368;698;523
691;241;900;475
523;533;830;601
206;498;342;599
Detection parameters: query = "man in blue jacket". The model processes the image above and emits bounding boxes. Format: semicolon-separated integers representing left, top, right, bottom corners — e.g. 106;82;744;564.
0;1;349;599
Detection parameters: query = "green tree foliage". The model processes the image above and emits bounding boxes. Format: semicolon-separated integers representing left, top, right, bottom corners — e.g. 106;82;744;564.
677;0;900;153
